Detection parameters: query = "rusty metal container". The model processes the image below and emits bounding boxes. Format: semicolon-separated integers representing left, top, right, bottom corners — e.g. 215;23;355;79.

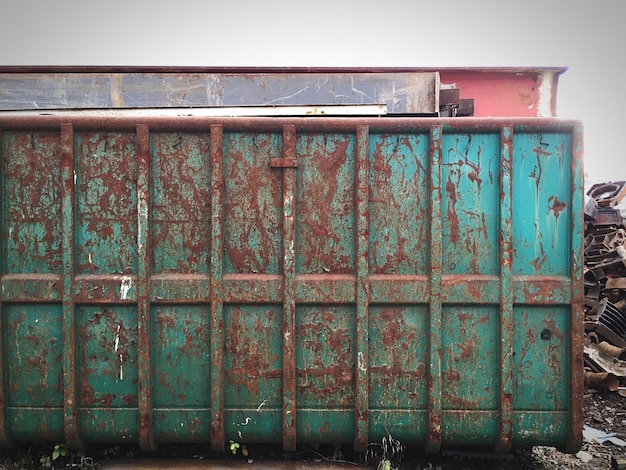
0;96;583;453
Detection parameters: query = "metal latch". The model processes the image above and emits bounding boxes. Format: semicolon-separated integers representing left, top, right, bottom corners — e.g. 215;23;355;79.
270;157;298;168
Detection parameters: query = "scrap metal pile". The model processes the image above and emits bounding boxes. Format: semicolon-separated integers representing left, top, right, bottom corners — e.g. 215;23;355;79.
584;181;626;394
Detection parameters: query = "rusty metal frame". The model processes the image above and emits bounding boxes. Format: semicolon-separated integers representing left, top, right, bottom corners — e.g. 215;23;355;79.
498;126;514;452
569;121;585;453
136;124;156;450
209;124;225;452
281;124;297;451
427;124;443;452
60;123;81;449
0;115;584;453
0;115;579;133
0;124;8;449
355;125;370;451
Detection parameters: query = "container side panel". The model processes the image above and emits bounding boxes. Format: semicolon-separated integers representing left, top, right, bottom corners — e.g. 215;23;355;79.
296;410;355;444
296;134;355;275
442;133;500;275
153;410;211;443
223;133;282;275
151;305;211;443
369;410;428;443
2;131;62;274
75;132;137;275
78;409;137;443
151;133;211;274
442;306;498;411
512;412;569;447
223;305;283;444
512;305;570;412
5;304;63;407
296;305;355;443
368;133;429;274
223;409;282;444
441;412;498;447
512;133;571;276
77;306;138;410
368;305;428;443
6;409;64;442
151;305;210;408
296;306;355;408
224;305;283;408
368;305;428;409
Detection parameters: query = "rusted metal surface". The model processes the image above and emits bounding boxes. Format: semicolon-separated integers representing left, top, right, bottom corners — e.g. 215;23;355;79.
439;68;565;117
0;70;439;115
0;66;567;117
0;115;582;453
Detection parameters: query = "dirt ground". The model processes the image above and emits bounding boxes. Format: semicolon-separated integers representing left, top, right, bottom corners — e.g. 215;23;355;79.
520;389;626;470
1;389;625;469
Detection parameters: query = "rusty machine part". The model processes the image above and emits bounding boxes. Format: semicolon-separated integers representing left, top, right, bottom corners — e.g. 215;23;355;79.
587;181;626;208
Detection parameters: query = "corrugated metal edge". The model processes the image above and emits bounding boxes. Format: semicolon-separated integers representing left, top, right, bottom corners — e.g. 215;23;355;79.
0;105;388;118
0;115;583;132
0;66;570;74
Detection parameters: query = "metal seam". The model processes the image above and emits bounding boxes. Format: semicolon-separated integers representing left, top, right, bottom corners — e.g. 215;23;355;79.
567;122;585;453
136;124;156;450
355;125;369;452
282;124;297;452
426;124;443;452
497;125;514;452
61;122;81;449
0;126;9;448
209;124;225;451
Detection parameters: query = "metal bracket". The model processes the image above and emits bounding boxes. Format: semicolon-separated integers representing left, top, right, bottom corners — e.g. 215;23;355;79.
270;158;298;168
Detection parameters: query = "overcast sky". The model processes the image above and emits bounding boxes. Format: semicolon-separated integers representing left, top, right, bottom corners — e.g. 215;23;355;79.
0;0;623;184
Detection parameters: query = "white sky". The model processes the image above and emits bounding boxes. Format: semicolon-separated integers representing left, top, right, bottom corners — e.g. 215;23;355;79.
0;0;623;185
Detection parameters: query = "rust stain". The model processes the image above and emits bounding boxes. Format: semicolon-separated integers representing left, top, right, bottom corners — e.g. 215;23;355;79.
530;143;548;192
548;195;567;220
457;342;474;360
101;393;115;407
122;394;137;406
445;179;460;243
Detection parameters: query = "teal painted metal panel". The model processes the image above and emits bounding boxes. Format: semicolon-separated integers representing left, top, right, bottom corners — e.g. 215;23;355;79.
0;116;583;454
368;133;430;275
512;132;572;277
151;133;211;274
3;132;62;274
442;133;500;275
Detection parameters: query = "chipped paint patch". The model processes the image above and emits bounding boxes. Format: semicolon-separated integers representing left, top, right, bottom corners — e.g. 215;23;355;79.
119;276;132;300
537;71;555;117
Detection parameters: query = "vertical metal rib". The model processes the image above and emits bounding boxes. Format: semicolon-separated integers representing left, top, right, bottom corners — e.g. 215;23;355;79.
567;122;585;453
354;125;370;452
209;124;225;451
0;128;10;448
497;126;514;452
136;124;156;450
426;124;443;453
61;123;81;449
282;124;297;452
